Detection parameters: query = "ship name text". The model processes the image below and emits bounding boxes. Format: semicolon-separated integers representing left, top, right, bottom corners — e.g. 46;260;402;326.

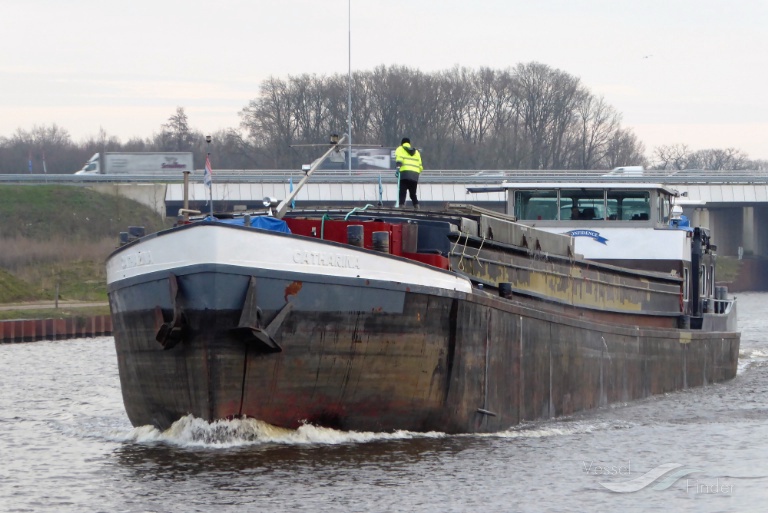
120;251;153;269
294;250;360;269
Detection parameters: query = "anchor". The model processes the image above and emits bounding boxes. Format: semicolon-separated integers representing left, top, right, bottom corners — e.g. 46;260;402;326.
155;273;186;350
232;276;292;353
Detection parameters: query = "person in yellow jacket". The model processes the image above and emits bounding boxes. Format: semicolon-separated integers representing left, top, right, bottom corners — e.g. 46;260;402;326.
395;137;423;209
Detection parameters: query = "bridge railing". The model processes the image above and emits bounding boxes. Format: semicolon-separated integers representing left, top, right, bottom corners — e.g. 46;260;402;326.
3;168;768;184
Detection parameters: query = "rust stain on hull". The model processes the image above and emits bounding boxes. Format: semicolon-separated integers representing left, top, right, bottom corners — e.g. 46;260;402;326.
284;281;303;302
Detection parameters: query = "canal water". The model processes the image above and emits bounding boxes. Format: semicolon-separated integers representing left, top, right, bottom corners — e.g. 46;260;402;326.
1;293;767;512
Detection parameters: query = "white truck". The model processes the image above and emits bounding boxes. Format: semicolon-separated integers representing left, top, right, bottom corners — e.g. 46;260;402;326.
74;152;194;175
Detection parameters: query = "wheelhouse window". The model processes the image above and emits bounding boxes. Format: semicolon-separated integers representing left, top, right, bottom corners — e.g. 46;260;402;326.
560;189;606;220
514;190;559;220
511;188;655;222
606;190;651;221
659;195;671;223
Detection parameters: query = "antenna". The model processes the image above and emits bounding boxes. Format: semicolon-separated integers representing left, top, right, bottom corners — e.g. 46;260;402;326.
347;0;352;174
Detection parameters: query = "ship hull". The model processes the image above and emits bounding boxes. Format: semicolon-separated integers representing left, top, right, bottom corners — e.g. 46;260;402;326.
108;225;739;432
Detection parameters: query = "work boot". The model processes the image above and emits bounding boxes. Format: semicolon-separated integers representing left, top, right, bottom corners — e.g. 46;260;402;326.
414;204;420;211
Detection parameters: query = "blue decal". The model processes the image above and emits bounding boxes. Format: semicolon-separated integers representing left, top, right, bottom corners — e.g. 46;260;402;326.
565;229;609;245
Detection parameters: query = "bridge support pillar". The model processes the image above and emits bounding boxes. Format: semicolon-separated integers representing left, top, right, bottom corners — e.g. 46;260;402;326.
691;208;710;231
742;207;757;257
753;206;768;258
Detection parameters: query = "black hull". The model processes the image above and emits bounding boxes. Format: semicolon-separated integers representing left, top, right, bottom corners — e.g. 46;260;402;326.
109;266;740;433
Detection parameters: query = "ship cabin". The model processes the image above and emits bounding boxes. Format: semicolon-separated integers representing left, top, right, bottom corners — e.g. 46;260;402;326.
506;182;671;226
490;182;727;326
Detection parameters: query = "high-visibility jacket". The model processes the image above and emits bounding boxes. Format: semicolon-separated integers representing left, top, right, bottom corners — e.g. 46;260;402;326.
395;143;423;182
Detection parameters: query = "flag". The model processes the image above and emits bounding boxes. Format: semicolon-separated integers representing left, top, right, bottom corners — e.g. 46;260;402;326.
28;151;32;173
203;154;212;188
378;174;383;205
289;176;295;209
42;151;47;174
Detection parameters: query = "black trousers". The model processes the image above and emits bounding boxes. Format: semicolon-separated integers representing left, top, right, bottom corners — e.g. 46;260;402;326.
398;179;419;207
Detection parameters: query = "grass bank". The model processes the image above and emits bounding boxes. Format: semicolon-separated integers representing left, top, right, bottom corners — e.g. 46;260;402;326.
0;185;170;308
0;305;111;321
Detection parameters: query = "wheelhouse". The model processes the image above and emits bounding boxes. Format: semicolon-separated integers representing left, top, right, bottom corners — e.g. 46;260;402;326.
507;182;673;225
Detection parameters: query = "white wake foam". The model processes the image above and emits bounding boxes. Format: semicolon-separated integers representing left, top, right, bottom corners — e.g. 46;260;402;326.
487;418;634;439
737;347;768;374
114;415;447;448
106;412;636;448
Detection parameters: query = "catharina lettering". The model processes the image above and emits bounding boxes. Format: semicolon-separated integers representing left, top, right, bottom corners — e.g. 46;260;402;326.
293;250;360;269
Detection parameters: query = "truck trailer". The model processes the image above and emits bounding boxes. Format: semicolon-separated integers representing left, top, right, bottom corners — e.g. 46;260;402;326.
74;152;194;175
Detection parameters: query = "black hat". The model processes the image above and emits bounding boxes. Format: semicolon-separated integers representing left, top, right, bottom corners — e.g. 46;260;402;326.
401;137;410;145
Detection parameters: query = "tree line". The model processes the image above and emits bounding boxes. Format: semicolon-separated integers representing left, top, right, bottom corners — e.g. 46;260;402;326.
0;62;764;174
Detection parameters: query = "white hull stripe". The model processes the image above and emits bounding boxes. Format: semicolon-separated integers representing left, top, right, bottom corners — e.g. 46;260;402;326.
107;224;473;293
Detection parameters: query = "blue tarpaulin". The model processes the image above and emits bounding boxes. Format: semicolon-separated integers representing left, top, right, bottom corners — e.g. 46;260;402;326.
206;216;291;233
670;215;693;232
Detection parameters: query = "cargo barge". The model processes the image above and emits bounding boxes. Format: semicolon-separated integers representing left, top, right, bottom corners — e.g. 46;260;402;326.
106;140;739;433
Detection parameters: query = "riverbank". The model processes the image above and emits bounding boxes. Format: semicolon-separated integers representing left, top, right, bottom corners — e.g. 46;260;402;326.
0;314;112;343
723;256;768;292
0;301;112;343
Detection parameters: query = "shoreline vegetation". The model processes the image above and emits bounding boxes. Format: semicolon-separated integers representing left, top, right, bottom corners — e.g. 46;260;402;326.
0;303;110;321
0;185;169;320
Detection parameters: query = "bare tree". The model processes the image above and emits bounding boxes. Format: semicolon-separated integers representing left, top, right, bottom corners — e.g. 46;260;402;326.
291;74;334;143
368;65;412;146
240;76;298;168
161;107;194;152
514;62;581;169
574;94;620;169
604;129;647;169
691;148;749;170
1;124;76;174
443;67;494;167
546;71;582;169
411;72;453;168
484;69;525;169
653;144;692;170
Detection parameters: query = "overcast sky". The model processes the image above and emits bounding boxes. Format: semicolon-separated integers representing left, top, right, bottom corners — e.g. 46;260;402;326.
3;0;766;160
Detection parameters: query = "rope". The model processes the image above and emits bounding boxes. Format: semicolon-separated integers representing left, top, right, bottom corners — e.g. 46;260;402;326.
344;204;374;221
320;213;330;239
473;234;486;262
456;232;470;271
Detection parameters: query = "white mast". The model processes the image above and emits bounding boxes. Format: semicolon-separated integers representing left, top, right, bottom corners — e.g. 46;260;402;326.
347;0;352;174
